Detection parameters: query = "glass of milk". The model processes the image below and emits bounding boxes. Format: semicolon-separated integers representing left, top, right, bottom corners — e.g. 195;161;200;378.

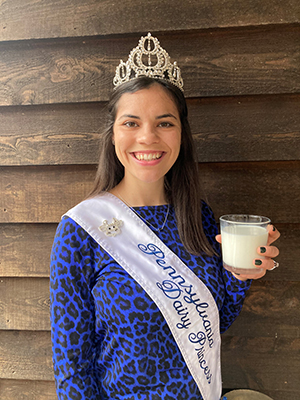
220;214;271;275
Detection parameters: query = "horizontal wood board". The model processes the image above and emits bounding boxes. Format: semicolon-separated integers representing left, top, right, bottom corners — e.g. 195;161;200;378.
0;165;96;223
0;224;57;277
200;161;300;224
0;162;299;223
190;95;300;163
0;278;50;330
222;281;300;338
0;380;56;400
221;336;300;392
1;94;300;166
0;0;300;42
0;103;103;166
223;390;300;400
0;25;300;105
0;331;53;380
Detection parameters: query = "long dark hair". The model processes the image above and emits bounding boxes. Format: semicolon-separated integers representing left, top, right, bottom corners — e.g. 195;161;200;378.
89;77;214;256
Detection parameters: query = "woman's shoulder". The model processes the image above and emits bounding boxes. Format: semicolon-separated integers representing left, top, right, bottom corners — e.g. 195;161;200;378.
55;214;85;236
53;215;95;251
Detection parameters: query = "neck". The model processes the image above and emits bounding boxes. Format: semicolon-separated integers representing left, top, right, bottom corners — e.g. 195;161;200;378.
110;179;167;207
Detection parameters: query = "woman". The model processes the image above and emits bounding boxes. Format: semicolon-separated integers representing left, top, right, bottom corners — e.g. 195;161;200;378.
50;33;280;400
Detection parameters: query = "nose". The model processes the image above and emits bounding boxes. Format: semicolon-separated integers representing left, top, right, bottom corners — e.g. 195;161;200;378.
136;124;159;145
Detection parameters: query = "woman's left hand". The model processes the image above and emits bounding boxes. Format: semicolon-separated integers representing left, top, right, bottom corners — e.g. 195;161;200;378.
216;224;280;281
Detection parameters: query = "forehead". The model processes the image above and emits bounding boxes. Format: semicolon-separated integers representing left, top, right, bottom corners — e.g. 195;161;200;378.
115;84;179;116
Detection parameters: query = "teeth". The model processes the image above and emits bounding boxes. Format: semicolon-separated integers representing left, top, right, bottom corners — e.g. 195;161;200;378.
135;152;162;161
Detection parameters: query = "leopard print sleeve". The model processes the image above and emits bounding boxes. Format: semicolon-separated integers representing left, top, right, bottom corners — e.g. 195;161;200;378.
50;216;104;399
219;269;252;333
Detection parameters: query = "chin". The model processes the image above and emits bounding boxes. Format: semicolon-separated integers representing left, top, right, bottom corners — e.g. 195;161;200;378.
135;174;166;184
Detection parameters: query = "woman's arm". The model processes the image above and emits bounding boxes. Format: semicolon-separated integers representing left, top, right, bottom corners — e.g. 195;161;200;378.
50;217;102;399
219;268;252;333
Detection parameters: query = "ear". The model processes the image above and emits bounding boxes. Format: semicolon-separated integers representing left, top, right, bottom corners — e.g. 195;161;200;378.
112;135;115;145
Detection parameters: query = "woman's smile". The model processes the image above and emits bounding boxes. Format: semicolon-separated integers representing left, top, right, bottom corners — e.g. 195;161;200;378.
131;151;166;165
133;151;164;161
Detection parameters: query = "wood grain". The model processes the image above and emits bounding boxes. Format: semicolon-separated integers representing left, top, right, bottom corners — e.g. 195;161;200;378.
221;336;300;393
223;388;300;400
0;25;299;105
0;224;57;277
1;94;300;166
0;165;95;223
222;281;300;338
200;161;300;224
0;0;299;42
0;278;50;330
258;223;300;282
0;103;103;166
0;379;56;400
190;94;300;163
0;331;53;380
1;162;299;223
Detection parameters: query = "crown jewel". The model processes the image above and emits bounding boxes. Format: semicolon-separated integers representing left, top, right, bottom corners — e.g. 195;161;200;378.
113;33;184;92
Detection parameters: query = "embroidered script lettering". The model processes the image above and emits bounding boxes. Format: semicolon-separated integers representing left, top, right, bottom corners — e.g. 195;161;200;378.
156;280;182;300
157;280;191;329
189;332;212;384
138;243;214;346
184;292;214;348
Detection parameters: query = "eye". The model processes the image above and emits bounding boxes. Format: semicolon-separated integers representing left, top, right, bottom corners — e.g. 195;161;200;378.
124;121;138;128
158;121;174;128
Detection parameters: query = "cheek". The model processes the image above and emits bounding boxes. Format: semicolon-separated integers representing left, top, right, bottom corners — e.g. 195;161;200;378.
173;134;182;162
113;135;131;165
114;145;123;162
173;133;182;153
114;136;127;154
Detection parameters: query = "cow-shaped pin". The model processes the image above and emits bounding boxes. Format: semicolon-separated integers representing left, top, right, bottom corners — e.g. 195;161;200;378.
99;218;123;237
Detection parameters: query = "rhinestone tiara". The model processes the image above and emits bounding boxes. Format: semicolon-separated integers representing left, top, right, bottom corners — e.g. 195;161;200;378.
113;33;184;92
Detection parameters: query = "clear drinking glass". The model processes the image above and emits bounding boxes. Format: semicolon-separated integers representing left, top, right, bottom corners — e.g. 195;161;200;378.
219;214;271;275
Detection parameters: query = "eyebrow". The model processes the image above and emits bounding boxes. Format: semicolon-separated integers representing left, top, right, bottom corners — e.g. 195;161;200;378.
117;113;178;121
156;113;178;120
117;114;140;121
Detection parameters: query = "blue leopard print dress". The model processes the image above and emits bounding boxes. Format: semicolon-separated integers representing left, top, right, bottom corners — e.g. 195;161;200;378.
50;201;251;400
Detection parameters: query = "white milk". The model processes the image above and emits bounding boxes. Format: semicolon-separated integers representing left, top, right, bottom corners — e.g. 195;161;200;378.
221;225;268;272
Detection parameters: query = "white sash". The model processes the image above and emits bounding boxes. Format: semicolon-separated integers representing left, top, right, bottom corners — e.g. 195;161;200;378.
65;193;222;400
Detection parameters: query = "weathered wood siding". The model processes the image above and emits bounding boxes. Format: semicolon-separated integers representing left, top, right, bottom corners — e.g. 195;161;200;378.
0;1;299;399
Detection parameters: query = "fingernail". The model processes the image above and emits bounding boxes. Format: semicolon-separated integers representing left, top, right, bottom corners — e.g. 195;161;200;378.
260;247;266;253
255;259;262;266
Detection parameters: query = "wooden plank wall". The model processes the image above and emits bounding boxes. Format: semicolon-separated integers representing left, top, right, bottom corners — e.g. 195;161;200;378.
0;1;299;399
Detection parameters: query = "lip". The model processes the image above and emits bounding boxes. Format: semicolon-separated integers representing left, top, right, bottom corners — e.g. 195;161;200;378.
130;151;166;165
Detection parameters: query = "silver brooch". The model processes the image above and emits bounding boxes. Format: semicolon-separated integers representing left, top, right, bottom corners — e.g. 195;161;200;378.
99;218;123;237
